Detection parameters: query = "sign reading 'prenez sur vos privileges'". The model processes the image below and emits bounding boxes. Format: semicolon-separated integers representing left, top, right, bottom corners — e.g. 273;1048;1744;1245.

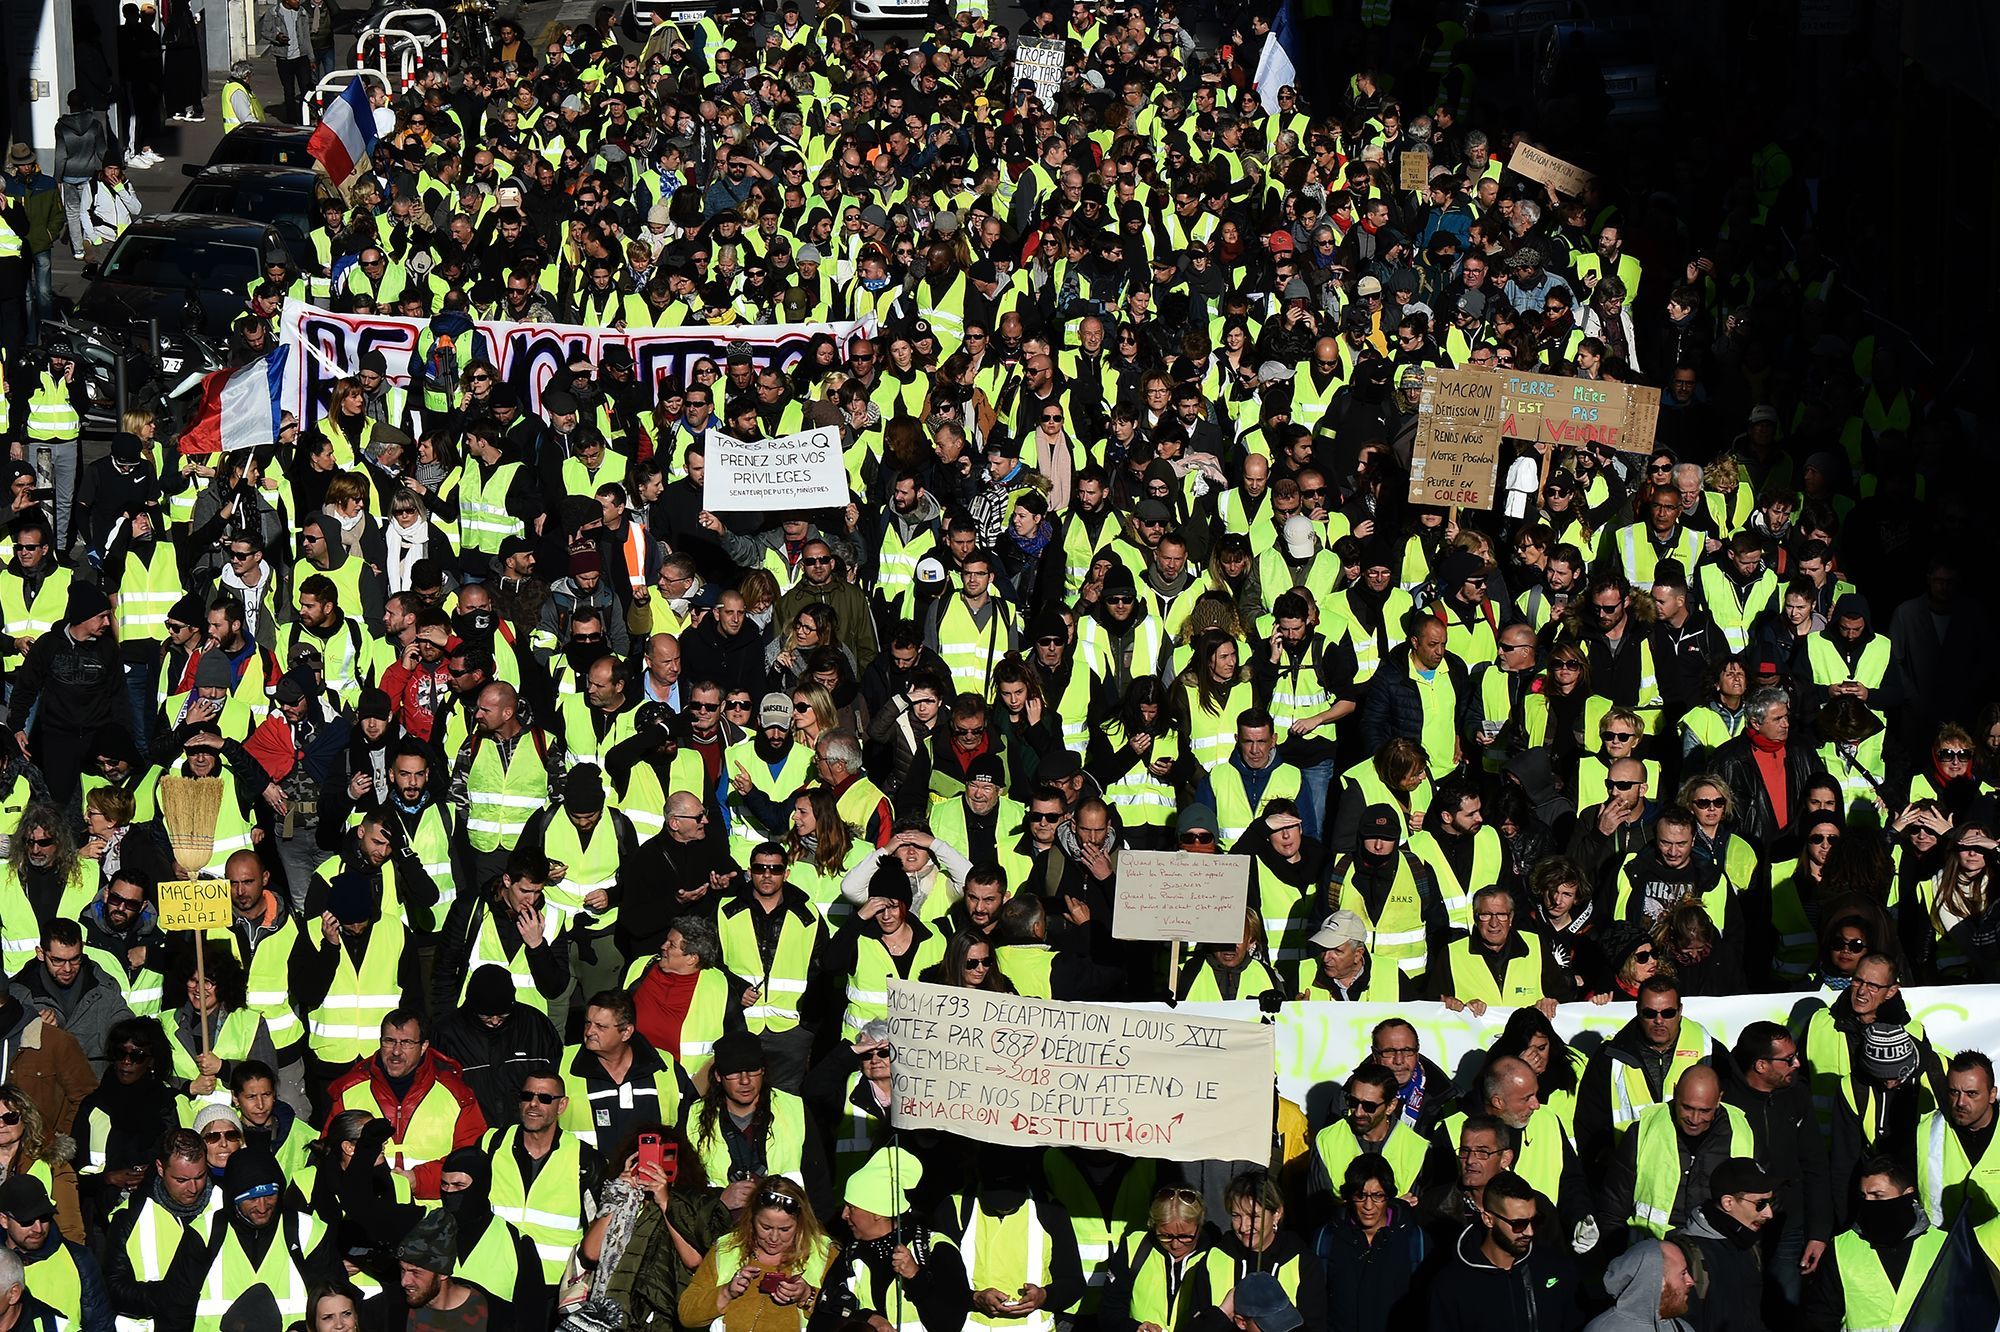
701;426;848;511
886;979;1274;1162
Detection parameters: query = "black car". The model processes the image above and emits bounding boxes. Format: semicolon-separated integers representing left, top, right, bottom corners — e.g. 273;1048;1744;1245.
175;163;320;272
77;213;290;337
204;123;317;168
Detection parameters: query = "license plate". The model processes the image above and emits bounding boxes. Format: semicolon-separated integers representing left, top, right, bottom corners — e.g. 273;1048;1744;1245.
160;356;183;373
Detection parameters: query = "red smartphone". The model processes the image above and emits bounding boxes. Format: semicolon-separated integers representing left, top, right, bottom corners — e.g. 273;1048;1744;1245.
759;1271;787;1295
637;1132;664;1177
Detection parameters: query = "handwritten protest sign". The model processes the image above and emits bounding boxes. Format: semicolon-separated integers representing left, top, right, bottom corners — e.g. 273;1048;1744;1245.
1013;38;1067;112
702;426;848;511
1496;373;1659;453
1399;149;1432;192
1113;852;1251;944
158;878;232;931
1409;369;1503;508
1508;143;1593;198
887;980;1274;1162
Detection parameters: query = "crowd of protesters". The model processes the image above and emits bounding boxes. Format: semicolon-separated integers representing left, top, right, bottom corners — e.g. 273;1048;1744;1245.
0;0;1993;1330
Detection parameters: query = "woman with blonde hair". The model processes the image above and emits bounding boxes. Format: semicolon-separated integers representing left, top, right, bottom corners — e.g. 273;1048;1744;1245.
0;1084;84;1242
679;1175;836;1332
790;684;839;750
1101;1185;1232;1332
1678;774;1758;895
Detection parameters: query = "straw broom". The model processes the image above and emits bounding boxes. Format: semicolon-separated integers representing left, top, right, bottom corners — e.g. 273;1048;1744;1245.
159;775;224;1059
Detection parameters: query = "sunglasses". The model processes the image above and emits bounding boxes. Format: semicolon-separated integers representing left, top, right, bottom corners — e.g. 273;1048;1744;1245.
1603;731;1637;743
1808;833;1840;845
1640;1006;1681;1020
1489;1212;1537;1233
1834;938;1869;953
1029;811;1062;822
0;1112;19;1126
520;1090;561;1104
1181;831;1216;845
964;956;993;969
688;701;719;712
751;864;787;875
1692;796;1726;809
204;1128;243;1143
1631;949;1654;963
1606;779;1641;791
1939;749;1973;761
1347;1096;1384;1113
758;1190;801;1214
113;1048;149;1063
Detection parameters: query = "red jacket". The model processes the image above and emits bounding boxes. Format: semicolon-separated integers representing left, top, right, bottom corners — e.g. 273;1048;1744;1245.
322;1048;487;1198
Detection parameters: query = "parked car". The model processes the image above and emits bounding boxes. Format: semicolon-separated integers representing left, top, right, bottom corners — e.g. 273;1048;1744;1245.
175;164;320;273
203;123;317;169
76;214;289;339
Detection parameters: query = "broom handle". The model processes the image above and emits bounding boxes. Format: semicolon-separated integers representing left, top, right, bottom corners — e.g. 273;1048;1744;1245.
196;931;211;1060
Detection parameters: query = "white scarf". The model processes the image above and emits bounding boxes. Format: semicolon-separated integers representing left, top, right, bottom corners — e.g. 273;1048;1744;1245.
385;518;430;594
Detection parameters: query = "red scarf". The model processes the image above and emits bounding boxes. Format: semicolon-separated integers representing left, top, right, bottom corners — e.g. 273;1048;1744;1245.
1750;730;1789;830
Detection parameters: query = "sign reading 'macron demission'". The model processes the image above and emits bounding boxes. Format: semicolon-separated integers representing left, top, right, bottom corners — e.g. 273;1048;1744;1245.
886;979;1274;1162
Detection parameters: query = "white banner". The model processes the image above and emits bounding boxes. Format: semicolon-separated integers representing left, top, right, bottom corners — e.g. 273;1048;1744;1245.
888;979;1275;1162
277;300;871;433
1013;38;1067;113
1167;986;2000;1107
701;426;848;511
1112;851;1251;944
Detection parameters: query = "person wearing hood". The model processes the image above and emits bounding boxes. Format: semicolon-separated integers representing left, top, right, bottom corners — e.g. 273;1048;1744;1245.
297;511;387;631
1802;593;1893;719
155;1145;331;1332
359;1206;521;1332
531;548;631;671
1427;1169;1585;1332
431;1146;545;1320
10;580;122;806
74;1017;181;1217
1810;698;1896;832
1589;1238;1695;1332
1668;1158;1778;1332
1721;1022;1833;1307
101;1128;217;1328
1800;1157;1943;1332
817;1143;970;1332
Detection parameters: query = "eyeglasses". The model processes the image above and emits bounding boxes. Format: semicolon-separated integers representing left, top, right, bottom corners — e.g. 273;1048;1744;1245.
1939;749;1973;761
1808;833;1839;846
1157;1229;1200;1246
964;956;993;969
1593;601;1623;615
113;1048;149;1063
1552;661;1582;672
1489;1211;1537;1233
689;701;720;712
1347;1096;1385;1113
758;1190;801;1213
0;1112;20;1126
1180;831;1215;845
1029;811;1063;823
107;892;145;907
792;701;813;714
1606;779;1641;792
23;835;55;848
1692;796;1726;809
1834;937;1869;953
228;548;257;561
204;1128;243;1143
953;725;985;738
1035;636;1065;647
520;1090;561;1104
1631;949;1655;963
751;864;787;875
803;555;834;566
726;698;753;710
1640;1006;1681;1020
1603;731;1637;743
1458;1145;1499;1160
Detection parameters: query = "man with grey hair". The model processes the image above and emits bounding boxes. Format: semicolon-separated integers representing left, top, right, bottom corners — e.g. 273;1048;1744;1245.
0;1245;61;1332
815;729;892;847
1708;685;1823;849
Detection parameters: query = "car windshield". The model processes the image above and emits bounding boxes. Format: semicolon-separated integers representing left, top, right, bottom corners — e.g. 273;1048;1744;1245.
100;234;263;291
178;180;312;256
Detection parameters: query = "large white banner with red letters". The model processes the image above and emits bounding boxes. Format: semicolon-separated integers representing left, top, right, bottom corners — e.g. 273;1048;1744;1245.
278;299;871;432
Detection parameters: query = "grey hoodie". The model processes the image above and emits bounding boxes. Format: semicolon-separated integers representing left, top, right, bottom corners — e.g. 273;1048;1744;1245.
1589;1241;1692;1332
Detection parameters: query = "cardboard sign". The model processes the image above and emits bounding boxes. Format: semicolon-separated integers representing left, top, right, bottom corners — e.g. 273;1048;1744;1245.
888;980;1275;1162
1399;149;1432;192
1496;373;1660;453
1013;37;1067;113
1112;852;1252;944
701;426;848;512
1508;143;1593;198
1409;369;1504;509
158;878;233;931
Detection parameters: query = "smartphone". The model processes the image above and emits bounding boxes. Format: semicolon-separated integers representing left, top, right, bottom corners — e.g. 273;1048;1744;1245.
759;1272;788;1295
637;1132;664;1177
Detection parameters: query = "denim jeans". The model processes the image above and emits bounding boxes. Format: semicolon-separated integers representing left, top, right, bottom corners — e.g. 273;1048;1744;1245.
25;248;53;343
124;661;155;750
1295;758;1338;843
39;442;79;554
61;179;91;255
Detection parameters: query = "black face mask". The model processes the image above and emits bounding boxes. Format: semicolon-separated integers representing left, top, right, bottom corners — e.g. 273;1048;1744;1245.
1704;1201;1764;1249
1853;1195;1918;1247
453;608;496;641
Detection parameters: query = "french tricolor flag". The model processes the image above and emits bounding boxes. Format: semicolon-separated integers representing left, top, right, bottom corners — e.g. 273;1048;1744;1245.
307;78;380;187
180;348;290;454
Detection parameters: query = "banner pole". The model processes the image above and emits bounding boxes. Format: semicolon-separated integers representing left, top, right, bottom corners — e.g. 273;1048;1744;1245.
196;930;211;1060
1168;939;1181;999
